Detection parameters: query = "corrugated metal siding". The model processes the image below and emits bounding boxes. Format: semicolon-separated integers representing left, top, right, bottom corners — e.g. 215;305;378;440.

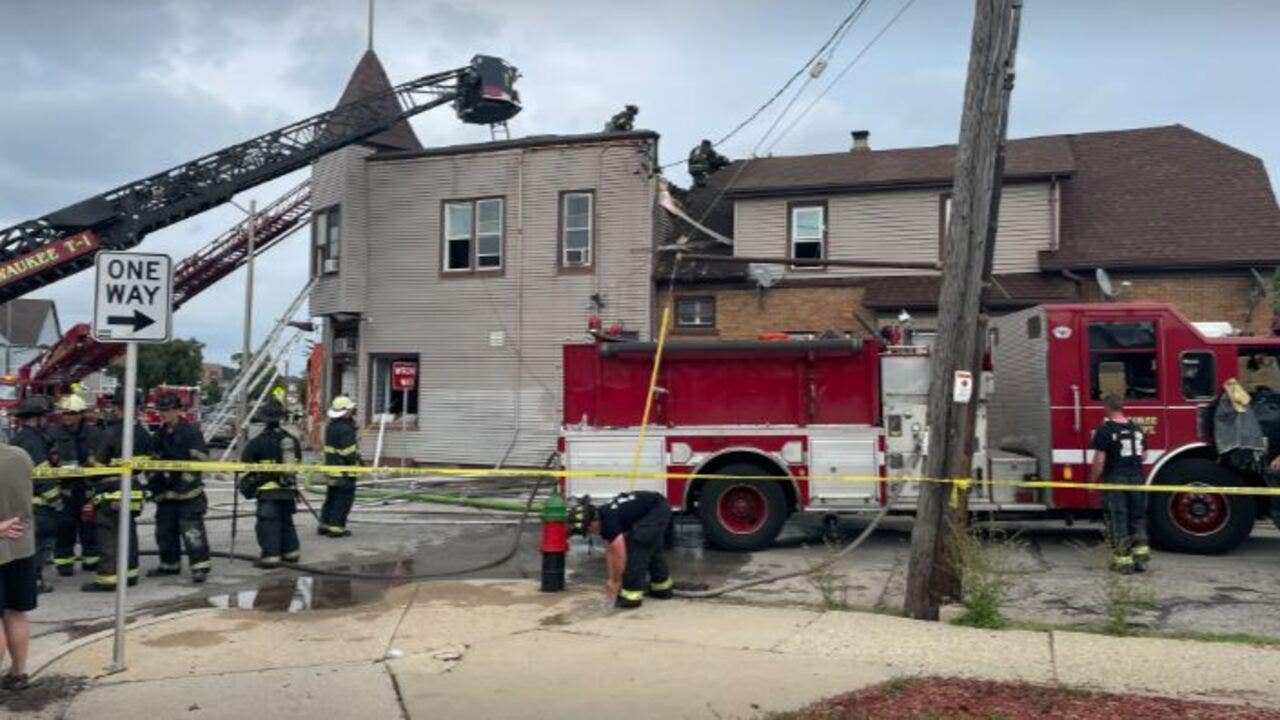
359;138;656;465
988;306;1050;473
733;182;1051;277
308;146;372;316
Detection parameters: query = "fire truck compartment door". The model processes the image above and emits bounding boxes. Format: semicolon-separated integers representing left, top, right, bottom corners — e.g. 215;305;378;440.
563;434;664;502
808;433;880;508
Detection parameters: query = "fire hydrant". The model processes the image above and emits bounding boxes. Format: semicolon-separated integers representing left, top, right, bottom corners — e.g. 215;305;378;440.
539;488;568;592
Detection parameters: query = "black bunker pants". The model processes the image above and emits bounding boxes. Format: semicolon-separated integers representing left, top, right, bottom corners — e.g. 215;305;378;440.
618;502;673;604
256;496;301;566
155;495;212;575
1103;471;1149;565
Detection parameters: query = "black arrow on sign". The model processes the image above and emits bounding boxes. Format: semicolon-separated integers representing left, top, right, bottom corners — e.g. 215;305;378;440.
106;309;155;333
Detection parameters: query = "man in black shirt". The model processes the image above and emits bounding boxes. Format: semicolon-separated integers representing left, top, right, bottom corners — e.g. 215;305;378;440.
568;491;673;609
1089;395;1150;573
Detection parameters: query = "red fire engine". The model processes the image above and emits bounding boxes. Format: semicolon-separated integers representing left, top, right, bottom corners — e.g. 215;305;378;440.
142;384;201;429
560;302;1280;554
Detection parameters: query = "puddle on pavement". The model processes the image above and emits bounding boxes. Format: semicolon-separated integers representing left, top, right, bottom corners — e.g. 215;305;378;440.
182;558;416;614
0;673;89;713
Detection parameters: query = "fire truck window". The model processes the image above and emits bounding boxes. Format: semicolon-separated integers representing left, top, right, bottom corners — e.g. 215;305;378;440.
1088;321;1155;350
1025;315;1041;339
1180;352;1215;400
1088;321;1159;401
1239;353;1280;394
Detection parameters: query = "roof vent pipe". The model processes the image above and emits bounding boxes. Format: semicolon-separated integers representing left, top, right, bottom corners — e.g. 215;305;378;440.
851;130;870;152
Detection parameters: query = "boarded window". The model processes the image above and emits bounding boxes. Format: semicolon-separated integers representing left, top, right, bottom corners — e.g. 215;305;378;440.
561;192;593;268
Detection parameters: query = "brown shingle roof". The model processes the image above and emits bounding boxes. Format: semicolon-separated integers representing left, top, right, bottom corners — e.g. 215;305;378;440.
333;50;423;153
723;135;1074;196
1044;125;1280;270
861;273;1081;310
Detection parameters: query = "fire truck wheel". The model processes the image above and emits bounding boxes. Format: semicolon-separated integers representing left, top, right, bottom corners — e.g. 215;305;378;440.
1148;458;1255;555
698;471;788;552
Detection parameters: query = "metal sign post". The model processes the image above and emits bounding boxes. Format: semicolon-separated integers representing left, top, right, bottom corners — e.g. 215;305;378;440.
93;251;173;673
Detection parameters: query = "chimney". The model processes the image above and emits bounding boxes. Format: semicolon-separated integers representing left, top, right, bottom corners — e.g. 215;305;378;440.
851;130;870;152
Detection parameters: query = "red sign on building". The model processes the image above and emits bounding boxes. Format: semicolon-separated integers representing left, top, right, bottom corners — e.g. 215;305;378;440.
391;361;417;391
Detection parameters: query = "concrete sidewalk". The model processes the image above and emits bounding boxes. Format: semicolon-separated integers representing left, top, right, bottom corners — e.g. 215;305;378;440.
10;579;1280;719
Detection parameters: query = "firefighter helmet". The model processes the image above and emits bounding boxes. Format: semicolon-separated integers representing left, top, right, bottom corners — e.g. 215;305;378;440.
14;396;49;418
156;393;182;411
567;497;597;536
327;395;356;419
58;394;88;414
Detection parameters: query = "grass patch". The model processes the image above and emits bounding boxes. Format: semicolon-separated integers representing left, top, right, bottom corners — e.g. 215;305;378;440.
1007;619;1280;649
805;537;853;610
952;527;1022;630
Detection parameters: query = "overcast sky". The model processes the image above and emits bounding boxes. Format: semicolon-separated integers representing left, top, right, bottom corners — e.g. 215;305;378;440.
1;0;1277;365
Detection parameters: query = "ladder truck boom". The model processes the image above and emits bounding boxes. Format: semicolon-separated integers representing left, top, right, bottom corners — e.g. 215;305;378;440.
0;54;521;304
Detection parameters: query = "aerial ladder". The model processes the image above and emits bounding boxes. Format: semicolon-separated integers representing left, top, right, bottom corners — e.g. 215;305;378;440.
0;53;521;399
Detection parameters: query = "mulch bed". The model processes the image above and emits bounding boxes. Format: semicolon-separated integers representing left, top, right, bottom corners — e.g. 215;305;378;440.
785;677;1280;720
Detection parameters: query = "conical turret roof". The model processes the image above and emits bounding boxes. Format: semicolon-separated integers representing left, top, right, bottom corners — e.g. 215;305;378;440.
334;50;423;152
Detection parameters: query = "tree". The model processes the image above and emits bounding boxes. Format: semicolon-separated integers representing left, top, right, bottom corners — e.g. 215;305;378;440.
136;339;204;392
203;381;224;405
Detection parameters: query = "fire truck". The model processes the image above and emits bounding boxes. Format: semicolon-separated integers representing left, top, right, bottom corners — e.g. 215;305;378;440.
142;384;201;429
560;302;1280;554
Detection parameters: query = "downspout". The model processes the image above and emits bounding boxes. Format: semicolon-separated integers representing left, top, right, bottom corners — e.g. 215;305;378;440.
495;149;525;469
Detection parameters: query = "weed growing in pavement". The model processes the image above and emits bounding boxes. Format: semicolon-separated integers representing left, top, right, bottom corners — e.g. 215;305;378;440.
1087;544;1157;635
805;537;852;610
953;526;1023;630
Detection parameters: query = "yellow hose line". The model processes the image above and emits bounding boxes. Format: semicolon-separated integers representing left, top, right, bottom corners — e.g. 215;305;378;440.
628;304;671;490
40;459;1280;497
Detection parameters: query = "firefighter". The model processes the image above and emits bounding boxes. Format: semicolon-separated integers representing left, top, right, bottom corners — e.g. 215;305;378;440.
148;393;212;583
48;394;102;576
687;139;730;187
603;104;638;132
82;388;153;592
567;491;674;609
319;395;360;538
241;400;303;568
10;396;58;593
1089;394;1151;573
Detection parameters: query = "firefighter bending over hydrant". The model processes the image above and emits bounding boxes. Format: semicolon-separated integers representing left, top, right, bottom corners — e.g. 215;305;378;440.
568;491;674;608
1090;394;1151;574
241;400;303;568
319;395;360;538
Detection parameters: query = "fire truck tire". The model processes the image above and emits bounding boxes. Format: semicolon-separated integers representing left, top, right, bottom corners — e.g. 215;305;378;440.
1147;459;1255;555
698;471;788;552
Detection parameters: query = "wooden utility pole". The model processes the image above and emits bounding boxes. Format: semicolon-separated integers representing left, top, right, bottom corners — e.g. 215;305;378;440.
903;0;1022;621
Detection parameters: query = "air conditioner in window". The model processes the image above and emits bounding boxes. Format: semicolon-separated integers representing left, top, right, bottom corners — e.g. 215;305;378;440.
334;337;357;354
322;258;339;274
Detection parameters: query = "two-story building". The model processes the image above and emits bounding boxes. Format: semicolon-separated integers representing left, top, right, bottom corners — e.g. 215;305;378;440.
661;125;1280;340
309;51;659;465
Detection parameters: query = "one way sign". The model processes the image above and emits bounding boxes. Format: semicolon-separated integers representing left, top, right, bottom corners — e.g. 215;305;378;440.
93;252;173;343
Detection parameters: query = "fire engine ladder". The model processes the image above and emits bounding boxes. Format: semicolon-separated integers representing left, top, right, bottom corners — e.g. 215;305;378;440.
0;59;503;304
201;279;314;445
215;328;307;462
20;180;314;394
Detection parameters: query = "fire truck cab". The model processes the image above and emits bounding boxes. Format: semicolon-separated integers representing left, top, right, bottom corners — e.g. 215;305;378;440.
560;302;1280;554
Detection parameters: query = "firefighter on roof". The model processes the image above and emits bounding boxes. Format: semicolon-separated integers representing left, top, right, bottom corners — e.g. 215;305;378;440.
687;139;730;187
568;491;674;609
48;393;102;576
82;388;153;592
149;392;212;583
1089;394;1151;573
10;396;57;593
603;104;638;132
241;400;303;568
319;395;360;538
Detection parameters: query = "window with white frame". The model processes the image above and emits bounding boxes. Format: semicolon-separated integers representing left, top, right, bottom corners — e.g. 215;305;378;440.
789;203;824;261
675;297;716;328
561;191;593;269
312;206;341;275
443;198;503;272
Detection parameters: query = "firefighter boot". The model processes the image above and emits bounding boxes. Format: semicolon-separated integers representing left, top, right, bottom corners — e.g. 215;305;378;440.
1110;553;1135;575
646;577;674;599
1132;544;1151;573
615;588;644;609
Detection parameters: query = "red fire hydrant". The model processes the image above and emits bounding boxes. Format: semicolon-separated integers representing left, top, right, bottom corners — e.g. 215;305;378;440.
540;489;568;592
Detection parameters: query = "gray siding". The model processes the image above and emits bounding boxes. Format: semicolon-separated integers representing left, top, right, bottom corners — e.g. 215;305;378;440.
309;145;373;316
359;138;657;465
733;182;1052;276
988;306;1051;473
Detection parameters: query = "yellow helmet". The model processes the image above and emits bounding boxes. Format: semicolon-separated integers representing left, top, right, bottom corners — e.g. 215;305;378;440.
58;394;89;414
327;395;356;418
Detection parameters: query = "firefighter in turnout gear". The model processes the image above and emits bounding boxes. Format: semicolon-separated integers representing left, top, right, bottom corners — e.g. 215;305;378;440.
1090;394;1151;574
48;394;102;576
241;400;303;568
320;395;360;538
82;388;153;592
10;396;58;593
568;491;674;609
149;393;212;583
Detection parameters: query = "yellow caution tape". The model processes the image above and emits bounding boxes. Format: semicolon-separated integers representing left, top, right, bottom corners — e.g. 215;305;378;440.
27;458;1280;498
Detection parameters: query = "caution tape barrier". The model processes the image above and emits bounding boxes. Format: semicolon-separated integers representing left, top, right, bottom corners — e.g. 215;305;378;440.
26;458;1280;498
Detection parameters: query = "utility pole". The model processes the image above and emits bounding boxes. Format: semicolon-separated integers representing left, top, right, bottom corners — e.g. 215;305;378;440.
238;201;257;454
903;0;1021;621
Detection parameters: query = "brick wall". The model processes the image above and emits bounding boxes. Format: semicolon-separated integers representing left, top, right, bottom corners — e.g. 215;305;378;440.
1083;271;1275;334
659;286;871;340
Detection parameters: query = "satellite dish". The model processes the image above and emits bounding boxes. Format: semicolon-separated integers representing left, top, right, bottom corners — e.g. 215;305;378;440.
749;263;785;289
1095;268;1116;300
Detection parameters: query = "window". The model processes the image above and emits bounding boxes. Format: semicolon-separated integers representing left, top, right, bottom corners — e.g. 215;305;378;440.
675;297;715;328
1088;321;1158;400
560;191;593;269
312;206;341;275
443;198;504;273
1180;352;1215;400
788;202;825;263
370;355;420;419
939;192;952;261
